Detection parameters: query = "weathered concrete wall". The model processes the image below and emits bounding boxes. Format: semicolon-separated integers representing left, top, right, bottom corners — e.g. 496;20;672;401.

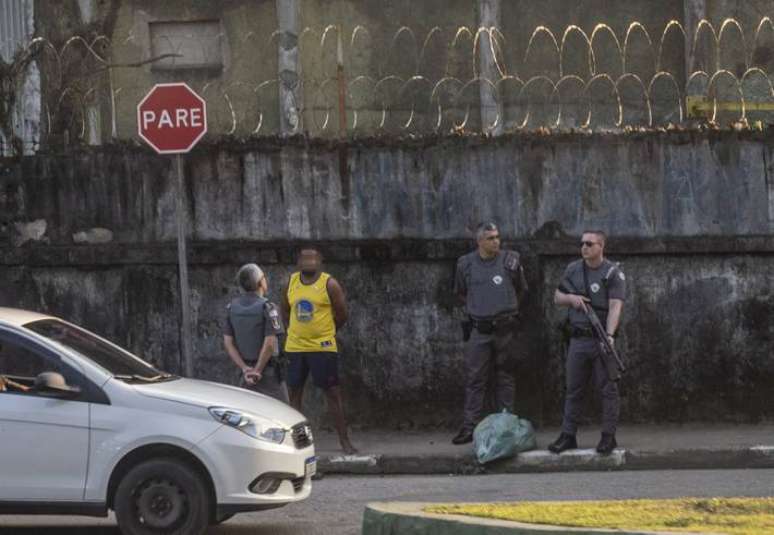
1;132;773;428
542;254;774;424
4;133;773;244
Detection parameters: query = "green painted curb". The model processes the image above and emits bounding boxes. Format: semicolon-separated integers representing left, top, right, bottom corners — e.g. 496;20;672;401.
362;502;724;535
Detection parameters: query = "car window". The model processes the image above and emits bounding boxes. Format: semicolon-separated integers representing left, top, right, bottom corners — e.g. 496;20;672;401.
0;335;64;378
0;332;87;397
23;319;164;378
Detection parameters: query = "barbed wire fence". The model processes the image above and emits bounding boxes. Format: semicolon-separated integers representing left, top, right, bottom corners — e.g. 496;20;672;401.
2;16;774;156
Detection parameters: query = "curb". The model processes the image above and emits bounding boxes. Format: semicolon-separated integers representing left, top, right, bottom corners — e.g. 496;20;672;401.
362;502;710;535
319;445;774;476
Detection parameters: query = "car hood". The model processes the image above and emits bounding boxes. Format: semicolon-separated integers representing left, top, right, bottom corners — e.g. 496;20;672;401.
132;378;305;427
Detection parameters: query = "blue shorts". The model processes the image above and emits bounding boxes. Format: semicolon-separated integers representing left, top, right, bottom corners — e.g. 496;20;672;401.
286;352;340;390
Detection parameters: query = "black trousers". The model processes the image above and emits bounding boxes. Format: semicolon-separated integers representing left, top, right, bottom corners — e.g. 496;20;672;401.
560;337;619;435
461;324;517;432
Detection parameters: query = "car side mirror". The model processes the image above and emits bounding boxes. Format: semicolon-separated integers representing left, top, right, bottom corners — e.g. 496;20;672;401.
34;372;81;398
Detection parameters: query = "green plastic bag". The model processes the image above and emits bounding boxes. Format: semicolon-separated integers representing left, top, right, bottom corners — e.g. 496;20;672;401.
473;410;537;464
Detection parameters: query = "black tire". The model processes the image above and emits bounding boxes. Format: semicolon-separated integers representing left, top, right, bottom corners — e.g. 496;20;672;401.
114;458;210;535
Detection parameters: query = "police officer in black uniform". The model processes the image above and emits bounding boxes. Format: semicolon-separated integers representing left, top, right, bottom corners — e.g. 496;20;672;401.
549;230;626;455
223;263;288;403
452;222;528;445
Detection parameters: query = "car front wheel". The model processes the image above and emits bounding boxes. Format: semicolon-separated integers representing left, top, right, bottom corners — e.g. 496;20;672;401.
114;458;210;535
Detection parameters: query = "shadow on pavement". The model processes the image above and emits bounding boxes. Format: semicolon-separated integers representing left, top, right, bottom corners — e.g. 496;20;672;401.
0;528;119;534
0;524;312;535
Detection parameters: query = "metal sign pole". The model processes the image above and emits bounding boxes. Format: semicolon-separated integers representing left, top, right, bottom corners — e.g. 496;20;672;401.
138;83;206;378
176;153;194;377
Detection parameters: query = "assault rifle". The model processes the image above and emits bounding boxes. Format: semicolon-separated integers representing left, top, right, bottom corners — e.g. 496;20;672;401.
559;275;626;382
583;304;626;382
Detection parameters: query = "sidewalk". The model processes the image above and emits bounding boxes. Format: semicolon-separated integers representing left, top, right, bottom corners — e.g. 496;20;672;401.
315;424;774;475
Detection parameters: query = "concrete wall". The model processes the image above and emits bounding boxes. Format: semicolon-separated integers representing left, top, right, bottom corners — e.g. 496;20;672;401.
5;133;772;243
1;131;772;428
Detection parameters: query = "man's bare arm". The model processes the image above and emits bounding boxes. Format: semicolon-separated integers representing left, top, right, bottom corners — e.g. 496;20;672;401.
280;284;291;326
606;299;624;336
0;375;30;392
327;277;348;329
554;289;589;311
255;335;278;375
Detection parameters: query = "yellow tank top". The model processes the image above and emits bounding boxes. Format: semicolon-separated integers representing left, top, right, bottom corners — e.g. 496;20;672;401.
285;272;338;353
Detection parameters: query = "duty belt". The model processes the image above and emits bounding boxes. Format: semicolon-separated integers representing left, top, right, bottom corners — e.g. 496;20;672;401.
470;313;519;333
570;326;595;338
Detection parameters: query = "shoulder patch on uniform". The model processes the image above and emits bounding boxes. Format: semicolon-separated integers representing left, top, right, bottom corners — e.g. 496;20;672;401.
266;302;282;330
618;271;626;281
602;261;623;281
503;250;521;271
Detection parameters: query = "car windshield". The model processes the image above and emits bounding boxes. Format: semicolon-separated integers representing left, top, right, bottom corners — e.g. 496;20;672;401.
23;319;172;380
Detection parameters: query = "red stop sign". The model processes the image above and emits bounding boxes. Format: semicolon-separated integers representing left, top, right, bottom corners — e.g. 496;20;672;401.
137;83;207;154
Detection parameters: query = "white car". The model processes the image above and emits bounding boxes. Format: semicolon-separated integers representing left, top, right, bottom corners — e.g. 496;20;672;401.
0;307;315;535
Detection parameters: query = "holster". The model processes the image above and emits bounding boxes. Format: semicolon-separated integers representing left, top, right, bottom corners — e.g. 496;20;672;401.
475;319;495;335
558;315;571;346
469;314;517;336
461;320;473;342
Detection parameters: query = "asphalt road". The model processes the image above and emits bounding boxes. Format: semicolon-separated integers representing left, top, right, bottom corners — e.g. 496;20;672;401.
1;469;772;534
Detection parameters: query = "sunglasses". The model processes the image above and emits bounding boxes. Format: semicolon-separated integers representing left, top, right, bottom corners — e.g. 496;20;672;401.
580;241;598;247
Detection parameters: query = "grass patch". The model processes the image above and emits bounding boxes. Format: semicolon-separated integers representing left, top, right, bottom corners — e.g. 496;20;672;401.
427;497;774;535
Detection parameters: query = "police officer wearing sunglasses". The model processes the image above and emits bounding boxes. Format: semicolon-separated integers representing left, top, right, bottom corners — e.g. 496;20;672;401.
549;230;626;455
452;222;528;445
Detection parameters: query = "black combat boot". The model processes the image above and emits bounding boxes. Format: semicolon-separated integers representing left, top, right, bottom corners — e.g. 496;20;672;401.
547;432;577;454
596;433;618;455
451;428;473;445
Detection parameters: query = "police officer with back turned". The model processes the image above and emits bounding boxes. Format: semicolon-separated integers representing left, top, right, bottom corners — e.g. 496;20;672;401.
452;222;528;445
223;263;289;403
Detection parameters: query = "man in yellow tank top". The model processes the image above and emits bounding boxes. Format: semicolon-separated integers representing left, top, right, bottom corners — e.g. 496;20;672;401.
281;246;357;454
